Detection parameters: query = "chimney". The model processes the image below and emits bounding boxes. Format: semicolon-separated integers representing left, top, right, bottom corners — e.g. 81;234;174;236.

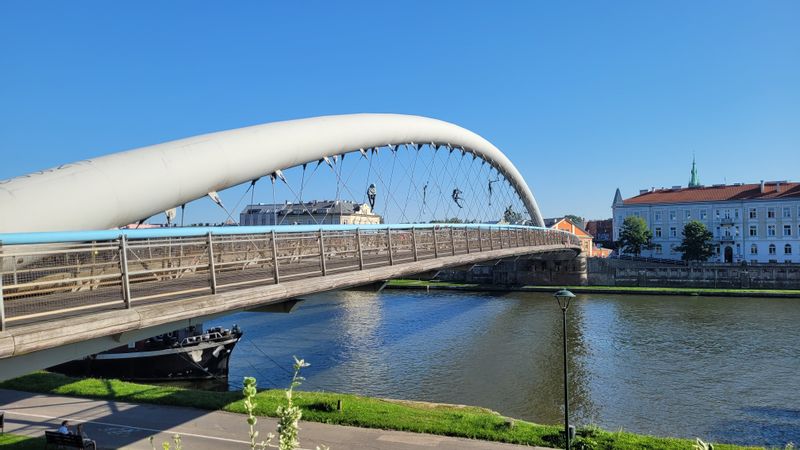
760;180;765;193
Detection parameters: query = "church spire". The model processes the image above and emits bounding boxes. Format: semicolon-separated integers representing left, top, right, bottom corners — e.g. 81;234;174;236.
688;155;700;187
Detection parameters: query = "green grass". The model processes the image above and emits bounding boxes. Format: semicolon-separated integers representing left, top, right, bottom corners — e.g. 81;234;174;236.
0;434;46;449
386;279;800;297
0;372;762;449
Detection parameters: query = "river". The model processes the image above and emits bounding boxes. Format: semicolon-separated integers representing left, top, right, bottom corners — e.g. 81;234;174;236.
206;289;800;447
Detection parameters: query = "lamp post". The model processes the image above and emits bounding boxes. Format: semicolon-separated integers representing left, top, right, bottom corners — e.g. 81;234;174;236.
554;288;576;449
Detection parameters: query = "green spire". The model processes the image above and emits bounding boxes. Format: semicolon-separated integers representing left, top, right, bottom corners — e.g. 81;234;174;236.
689;155;700;187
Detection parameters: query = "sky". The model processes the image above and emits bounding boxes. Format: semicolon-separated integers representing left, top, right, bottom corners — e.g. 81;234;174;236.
1;1;798;223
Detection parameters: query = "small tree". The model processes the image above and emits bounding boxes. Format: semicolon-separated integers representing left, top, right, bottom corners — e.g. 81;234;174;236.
616;216;652;256
564;214;585;227
675;220;714;262
503;205;523;224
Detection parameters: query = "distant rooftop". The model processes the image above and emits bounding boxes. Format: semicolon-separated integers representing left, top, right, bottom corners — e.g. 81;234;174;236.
243;200;375;216
623;181;800;205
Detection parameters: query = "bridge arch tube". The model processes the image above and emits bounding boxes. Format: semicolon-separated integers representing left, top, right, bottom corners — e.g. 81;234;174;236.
0;114;544;233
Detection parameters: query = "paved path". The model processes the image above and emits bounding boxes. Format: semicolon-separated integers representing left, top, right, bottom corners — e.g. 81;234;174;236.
0;390;549;449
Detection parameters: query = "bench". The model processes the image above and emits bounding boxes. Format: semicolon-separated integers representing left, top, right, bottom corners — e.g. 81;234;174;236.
44;431;96;449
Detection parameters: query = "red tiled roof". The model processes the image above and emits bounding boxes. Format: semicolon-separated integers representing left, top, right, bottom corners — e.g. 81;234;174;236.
623;182;800;205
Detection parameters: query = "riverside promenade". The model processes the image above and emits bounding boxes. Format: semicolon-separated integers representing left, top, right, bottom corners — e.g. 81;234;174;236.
0;389;547;449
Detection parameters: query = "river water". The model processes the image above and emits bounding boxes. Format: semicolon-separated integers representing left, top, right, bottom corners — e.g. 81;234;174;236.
207;289;800;447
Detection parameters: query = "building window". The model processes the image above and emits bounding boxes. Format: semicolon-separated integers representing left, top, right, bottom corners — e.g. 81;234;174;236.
669;211;676;221
785;244;792;255
655;227;662;238
751;244;758;255
685;210;691;219
769;244;777;255
670;227;677;238
768;208;776;219
654;211;662;221
784;225;792;236
768;225;776;237
783;207;791;218
715;209;720;219
654;244;662;254
749;225;757;237
736;243;741;254
749;208;757;219
734;209;740;219
700;210;707;220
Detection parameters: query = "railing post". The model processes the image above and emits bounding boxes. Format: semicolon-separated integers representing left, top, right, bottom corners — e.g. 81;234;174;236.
516;229;520;247
411;227;419;262
356;228;364;270
449;227;456;256
465;226;470;254
499;228;504;249
433;227;439;258
319;229;327;276
489;227;494;250
207;232;217;294
478;227;483;252
119;234;132;308
387;228;394;265
271;230;280;283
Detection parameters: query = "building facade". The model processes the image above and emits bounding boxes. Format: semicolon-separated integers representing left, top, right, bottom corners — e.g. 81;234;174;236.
585;218;614;249
612;181;800;263
545;217;611;257
240;200;382;226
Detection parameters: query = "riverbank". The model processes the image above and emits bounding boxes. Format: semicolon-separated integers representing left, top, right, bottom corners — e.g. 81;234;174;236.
385;279;800;297
0;372;759;449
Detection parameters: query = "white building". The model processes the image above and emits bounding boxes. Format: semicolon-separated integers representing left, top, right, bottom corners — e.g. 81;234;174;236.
240;200;382;226
613;179;800;264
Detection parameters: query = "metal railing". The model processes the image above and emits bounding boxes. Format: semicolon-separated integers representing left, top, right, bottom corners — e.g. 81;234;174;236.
0;224;580;330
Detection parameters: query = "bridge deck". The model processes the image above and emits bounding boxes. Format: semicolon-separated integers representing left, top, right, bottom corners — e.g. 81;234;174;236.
0;224;580;331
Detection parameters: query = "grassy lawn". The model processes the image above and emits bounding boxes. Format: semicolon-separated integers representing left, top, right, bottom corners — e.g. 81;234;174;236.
0;372;761;449
0;434;46;449
386;279;800;297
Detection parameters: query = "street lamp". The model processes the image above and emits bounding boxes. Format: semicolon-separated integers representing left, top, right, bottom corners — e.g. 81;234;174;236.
553;288;576;449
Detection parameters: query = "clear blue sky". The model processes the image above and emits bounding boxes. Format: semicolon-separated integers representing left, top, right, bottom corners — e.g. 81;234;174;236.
1;1;798;222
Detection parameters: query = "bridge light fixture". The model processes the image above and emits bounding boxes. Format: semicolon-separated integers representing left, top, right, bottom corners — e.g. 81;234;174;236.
553;288;575;449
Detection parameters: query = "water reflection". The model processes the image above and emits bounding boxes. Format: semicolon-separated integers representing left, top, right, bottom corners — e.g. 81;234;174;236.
206;290;800;447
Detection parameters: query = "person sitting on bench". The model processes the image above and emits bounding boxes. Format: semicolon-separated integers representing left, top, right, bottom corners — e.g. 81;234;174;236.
58;420;70;434
75;424;96;449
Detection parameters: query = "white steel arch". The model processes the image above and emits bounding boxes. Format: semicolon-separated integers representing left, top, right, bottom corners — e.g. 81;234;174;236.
0;114;544;233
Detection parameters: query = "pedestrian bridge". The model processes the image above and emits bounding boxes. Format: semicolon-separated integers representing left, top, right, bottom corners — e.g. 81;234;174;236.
0;224;580;379
0;113;582;379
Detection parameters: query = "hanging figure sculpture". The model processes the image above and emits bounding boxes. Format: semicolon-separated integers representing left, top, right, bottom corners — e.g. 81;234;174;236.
488;177;499;206
367;183;377;209
422;182;428;212
452;187;464;208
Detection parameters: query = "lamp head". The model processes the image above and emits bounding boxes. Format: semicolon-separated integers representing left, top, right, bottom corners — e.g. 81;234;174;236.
553;288;575;310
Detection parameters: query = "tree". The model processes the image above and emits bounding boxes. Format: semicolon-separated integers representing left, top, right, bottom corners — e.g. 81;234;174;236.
503;205;523;224
675;220;714;262
616;216;652;256
564;214;585;227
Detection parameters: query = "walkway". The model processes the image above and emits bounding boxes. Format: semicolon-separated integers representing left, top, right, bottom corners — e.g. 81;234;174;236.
0;389;550;449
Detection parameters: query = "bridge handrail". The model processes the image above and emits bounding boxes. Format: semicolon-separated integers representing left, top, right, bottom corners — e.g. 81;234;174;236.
0;223;575;246
0;224;581;331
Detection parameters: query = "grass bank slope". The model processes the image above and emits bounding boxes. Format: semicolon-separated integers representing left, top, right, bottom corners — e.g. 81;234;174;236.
0;372;761;449
387;279;800;297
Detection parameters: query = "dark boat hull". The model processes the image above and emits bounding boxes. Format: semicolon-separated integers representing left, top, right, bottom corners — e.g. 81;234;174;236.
49;336;240;381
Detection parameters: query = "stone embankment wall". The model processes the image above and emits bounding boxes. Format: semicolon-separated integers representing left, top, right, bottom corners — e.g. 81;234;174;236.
588;257;800;289
438;255;588;286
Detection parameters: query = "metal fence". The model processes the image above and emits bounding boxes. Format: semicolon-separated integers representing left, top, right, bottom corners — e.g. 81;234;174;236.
0;224;580;330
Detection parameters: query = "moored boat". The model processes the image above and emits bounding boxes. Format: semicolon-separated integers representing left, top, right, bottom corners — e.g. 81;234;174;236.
48;324;242;381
